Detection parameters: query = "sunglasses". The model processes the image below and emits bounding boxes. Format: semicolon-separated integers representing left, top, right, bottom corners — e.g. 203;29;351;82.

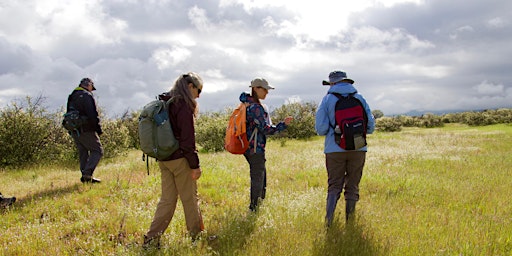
183;74;202;95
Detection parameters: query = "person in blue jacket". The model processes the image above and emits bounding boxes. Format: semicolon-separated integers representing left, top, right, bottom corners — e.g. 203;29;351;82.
315;70;375;226
239;78;293;212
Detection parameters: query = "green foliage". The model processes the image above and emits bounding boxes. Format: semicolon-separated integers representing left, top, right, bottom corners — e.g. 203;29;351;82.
417;113;444;128
195;111;230;152
372;109;384;119
375;117;402;132
2;125;512;255
0;96;75;167
0;97;132;168
272;102;317;139
119;110;140;149
100;118;130;158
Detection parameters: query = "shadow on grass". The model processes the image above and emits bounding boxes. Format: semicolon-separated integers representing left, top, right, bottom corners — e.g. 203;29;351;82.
311;217;389;256
207;208;258;255
3;183;83;211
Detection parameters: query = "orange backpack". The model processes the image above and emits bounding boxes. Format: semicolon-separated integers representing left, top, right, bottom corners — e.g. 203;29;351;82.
224;103;257;154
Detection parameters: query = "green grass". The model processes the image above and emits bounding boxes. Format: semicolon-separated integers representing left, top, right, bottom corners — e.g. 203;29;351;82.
1;123;511;255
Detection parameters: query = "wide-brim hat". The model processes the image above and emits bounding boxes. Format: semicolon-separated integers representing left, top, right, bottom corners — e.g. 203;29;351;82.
322;70;354;85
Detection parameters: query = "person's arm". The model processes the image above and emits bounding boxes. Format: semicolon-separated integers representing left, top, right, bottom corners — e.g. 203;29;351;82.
174;103;200;169
250;104;288;135
83;93;102;135
315;95;331;135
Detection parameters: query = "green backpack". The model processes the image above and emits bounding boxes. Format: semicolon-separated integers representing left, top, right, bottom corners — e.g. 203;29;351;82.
138;97;179;166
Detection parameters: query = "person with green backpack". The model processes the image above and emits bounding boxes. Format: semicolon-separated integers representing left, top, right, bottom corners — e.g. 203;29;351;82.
143;72;205;249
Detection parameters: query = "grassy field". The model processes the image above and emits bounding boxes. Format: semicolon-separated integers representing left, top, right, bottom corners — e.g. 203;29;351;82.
1;123;511;255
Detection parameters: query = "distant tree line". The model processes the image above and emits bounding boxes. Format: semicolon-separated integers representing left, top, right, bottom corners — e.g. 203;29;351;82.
1;96;510;168
373;109;512;132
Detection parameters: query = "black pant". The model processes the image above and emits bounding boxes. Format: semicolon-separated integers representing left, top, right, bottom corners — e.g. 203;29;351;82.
71;131;104;177
244;152;267;208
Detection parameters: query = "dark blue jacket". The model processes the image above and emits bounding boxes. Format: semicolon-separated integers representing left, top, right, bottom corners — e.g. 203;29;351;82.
66;87;102;135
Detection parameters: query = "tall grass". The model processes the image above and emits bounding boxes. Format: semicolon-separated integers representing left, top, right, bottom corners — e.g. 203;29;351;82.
1;124;511;255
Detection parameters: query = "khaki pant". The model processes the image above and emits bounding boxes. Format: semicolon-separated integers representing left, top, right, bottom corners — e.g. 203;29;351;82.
325;151;366;201
146;158;204;239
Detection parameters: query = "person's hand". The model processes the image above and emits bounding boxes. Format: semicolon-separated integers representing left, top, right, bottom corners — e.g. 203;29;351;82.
191;168;202;180
284;116;293;125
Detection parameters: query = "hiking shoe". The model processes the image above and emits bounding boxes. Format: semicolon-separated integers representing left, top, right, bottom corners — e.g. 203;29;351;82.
80;176;101;183
143;235;160;250
0;196;16;208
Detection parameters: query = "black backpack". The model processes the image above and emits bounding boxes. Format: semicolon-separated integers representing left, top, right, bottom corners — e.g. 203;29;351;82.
62;94;87;134
330;92;368;150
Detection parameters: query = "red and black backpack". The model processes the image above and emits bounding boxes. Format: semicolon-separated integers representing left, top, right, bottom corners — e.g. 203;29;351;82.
330;92;368;150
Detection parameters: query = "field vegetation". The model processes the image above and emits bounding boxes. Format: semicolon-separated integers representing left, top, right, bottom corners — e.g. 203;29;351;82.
2;122;511;255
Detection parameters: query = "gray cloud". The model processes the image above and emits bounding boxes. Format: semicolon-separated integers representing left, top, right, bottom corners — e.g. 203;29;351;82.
1;0;511;117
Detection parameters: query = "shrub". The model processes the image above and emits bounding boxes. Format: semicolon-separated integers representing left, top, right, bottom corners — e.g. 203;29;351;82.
119;110;140;149
0;96;74;167
195;111;229;152
99;118;131;158
372;109;384;119
375;117;402;132
272;102;317;139
419;113;444;128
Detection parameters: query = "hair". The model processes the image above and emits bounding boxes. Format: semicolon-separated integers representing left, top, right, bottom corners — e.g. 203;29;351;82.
169;72;203;116
250;87;261;104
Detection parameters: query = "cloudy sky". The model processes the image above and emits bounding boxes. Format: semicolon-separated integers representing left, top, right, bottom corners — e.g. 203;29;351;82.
1;0;511;117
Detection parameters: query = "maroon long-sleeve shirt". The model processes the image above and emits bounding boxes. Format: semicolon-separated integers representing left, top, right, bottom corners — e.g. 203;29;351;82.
159;94;200;169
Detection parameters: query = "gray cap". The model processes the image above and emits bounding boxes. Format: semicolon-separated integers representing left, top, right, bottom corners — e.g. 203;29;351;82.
250;77;275;90
80;78;96;90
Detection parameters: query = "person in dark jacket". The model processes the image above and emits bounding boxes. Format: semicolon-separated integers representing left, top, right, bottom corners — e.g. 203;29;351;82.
239;77;293;212
66;78;104;183
143;72;205;249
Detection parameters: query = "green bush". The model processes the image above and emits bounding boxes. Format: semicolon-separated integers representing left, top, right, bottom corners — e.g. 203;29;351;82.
0;96;75;167
195;111;229;152
372;109;384;119
418;113;444;128
375;117;402;132
0;96;134;168
99;118;131;158
120;110;140;149
272;102;317;139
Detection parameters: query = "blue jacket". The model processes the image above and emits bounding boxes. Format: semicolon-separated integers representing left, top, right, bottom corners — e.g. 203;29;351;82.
315;82;375;153
239;92;288;154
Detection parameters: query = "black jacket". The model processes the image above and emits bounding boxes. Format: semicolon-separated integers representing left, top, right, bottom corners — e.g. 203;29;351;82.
66;87;102;135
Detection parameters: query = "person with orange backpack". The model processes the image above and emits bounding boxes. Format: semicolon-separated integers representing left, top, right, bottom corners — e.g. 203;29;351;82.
238;78;293;212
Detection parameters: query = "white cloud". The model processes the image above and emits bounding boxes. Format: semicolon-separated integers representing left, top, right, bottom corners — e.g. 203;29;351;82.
474;81;504;96
151;47;191;70
487;17;508;28
0;0;511;117
188;6;214;32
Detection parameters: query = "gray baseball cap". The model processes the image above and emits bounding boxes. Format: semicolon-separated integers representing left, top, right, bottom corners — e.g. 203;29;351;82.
250;77;275;90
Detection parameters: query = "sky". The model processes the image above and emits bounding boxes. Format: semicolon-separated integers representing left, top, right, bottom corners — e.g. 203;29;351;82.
1;0;511;117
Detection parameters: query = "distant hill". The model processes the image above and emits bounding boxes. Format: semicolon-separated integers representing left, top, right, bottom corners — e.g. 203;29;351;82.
393;107;511;117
